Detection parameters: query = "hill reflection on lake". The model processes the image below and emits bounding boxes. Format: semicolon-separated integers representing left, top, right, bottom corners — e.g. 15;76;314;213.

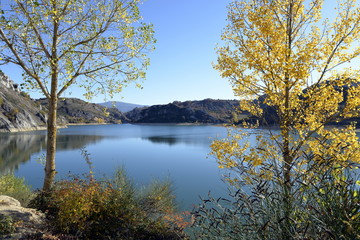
143;133;216;146
2;124;231;210
3;124;357;210
0;132;103;175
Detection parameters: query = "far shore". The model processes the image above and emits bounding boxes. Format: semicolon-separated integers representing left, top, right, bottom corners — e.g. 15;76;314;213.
1;122;360;134
66;122;112;126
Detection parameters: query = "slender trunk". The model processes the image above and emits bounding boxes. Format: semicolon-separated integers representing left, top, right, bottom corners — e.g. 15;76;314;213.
281;109;293;238
43;70;58;192
43;5;59;191
43;93;58;191
282;87;292;187
281;1;294;237
280;90;294;239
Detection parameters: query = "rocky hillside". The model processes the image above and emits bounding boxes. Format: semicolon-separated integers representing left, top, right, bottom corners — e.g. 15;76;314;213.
0;71;130;132
0;73;47;132
126;99;240;124
37;98;129;124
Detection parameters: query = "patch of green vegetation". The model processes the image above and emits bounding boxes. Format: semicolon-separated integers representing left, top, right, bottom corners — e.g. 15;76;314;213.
30;168;188;239
39;109;47;116
0;214;15;237
4;108;19;122
20;91;30;99
191;165;360;239
0;174;33;207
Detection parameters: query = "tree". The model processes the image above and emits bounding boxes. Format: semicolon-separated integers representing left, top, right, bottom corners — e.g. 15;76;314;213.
194;0;360;238
0;0;155;191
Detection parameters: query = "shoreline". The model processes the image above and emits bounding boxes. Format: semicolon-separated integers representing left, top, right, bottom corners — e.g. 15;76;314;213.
0;126;48;133
66;122;112;126
0;123;114;134
1;122;359;133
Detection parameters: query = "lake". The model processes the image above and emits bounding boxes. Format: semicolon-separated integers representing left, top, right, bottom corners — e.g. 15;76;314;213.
2;124;358;210
0;124;235;210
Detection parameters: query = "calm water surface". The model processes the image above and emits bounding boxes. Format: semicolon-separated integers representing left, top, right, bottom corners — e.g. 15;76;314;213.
0;124;237;209
5;124;356;209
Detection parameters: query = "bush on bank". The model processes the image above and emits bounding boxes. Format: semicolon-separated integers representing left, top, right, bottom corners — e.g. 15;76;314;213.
190;162;360;240
29;169;189;240
0;174;33;207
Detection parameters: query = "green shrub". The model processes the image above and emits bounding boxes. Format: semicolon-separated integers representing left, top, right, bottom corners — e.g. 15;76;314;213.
306;169;360;239
39;109;47;116
140;179;176;214
4;108;19;122
0;214;15;237
0;174;33;207
20;91;30;99
191;164;360;240
30;169;187;239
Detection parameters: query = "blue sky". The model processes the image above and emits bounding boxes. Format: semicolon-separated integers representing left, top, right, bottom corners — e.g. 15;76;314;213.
127;0;235;105
2;1;348;106
1;0;235;105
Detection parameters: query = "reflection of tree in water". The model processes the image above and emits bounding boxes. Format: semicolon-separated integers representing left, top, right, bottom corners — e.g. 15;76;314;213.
56;135;102;150
0;134;103;175
145;136;179;146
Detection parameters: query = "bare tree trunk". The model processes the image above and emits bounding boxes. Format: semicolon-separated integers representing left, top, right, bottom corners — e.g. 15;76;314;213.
281;1;294;237
43;94;58;191
281;121;293;238
43;7;59;192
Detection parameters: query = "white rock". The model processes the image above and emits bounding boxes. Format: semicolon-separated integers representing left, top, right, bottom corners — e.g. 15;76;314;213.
0;195;46;239
0;195;21;207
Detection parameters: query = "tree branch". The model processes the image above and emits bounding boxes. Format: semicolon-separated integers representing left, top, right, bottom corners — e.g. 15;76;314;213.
15;0;52;60
0;28;50;98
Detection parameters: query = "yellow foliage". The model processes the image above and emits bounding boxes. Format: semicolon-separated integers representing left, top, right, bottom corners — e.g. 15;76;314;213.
212;0;360;186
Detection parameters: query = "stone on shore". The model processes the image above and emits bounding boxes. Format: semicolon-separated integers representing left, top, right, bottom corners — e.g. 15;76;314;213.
0;195;46;239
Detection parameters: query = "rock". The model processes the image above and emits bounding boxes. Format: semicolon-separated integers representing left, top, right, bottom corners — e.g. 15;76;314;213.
0;73;48;132
0;195;21;207
0;195;46;239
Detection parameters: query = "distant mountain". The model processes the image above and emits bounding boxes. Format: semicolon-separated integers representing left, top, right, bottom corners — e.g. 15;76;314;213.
1;70;244;130
37;98;129;124
98;101;147;113
125;99;241;124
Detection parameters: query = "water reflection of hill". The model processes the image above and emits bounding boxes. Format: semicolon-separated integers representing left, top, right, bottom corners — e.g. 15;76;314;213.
0;133;103;175
142;134;213;146
145;136;179;146
56;135;103;149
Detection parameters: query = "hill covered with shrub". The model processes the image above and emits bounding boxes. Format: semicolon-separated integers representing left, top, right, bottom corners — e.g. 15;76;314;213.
37;98;129;124
125;99;241;124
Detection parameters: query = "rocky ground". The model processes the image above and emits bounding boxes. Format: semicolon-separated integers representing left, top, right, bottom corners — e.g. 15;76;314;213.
0;195;76;240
